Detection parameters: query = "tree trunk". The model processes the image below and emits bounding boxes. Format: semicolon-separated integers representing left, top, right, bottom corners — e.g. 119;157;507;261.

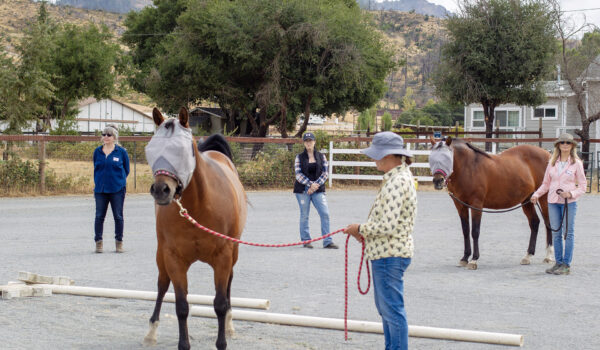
278;97;289;138
294;95;312;138
482;101;496;152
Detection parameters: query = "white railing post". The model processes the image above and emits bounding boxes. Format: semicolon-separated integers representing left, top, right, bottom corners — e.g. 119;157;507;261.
329;141;333;188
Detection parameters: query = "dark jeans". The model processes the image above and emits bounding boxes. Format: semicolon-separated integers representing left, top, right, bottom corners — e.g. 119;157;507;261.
94;188;125;242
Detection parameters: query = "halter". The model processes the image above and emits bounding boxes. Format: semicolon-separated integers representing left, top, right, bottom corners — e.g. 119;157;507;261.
154;169;183;196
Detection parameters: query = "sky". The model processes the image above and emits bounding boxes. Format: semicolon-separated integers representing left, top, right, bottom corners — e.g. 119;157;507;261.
428;0;600;31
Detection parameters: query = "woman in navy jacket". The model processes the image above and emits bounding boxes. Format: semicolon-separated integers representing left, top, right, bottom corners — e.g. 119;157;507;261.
93;124;130;253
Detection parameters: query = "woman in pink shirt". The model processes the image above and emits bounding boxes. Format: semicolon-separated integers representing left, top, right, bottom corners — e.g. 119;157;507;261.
531;133;587;275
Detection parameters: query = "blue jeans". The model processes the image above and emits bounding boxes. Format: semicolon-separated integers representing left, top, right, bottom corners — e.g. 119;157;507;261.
295;192;332;247
94;187;126;242
548;202;577;266
372;257;411;350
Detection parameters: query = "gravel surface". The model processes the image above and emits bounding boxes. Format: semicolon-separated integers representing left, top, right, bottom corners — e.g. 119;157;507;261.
0;190;598;350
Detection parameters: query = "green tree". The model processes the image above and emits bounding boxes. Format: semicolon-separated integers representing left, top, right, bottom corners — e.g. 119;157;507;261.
554;8;600;157
8;1;57;132
50;23;122;120
124;0;395;138
432;0;556;150
357;108;376;133
381;111;393;131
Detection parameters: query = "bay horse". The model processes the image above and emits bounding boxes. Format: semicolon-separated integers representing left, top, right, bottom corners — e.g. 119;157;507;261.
428;137;553;269
143;107;247;350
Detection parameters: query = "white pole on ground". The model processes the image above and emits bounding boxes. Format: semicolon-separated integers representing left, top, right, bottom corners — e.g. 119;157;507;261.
190;306;523;347
36;285;270;310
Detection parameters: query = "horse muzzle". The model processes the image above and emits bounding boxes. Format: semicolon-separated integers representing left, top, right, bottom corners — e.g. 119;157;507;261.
150;181;176;206
432;171;447;190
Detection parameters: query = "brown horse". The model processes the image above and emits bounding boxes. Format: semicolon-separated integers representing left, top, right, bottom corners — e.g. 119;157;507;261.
428;137;553;269
143;107;247;349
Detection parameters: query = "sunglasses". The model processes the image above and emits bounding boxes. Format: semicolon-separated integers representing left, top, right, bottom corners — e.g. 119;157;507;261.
559;141;572;145
102;133;113;137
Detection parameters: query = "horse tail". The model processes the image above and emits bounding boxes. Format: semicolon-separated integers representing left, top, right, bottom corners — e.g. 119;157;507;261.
197;134;233;160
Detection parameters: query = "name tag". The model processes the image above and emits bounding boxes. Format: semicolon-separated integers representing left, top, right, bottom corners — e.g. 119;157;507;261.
113;157;120;162
565;170;574;175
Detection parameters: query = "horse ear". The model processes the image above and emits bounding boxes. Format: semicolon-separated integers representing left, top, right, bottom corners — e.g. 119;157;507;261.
152;107;164;126
445;136;453;146
179;107;189;128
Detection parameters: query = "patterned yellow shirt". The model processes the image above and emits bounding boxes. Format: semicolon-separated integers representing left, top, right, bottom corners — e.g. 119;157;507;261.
360;163;416;260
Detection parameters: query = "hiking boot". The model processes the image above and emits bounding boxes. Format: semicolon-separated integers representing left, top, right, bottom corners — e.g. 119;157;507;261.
95;240;103;253
545;263;561;274
303;243;314;249
553;265;570;275
324;243;339;249
116;240;124;253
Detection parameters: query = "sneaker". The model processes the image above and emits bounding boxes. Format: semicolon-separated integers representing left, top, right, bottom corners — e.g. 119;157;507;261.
303;243;314;249
553;265;570;275
545;263;561;274
324;243;339;249
95;240;103;253
116;240;124;253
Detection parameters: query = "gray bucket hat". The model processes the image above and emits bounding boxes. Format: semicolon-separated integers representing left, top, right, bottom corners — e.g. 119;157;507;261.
361;131;413;160
554;133;577;147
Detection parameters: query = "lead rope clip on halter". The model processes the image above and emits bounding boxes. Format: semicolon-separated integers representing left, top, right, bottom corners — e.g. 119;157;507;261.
175;198;187;217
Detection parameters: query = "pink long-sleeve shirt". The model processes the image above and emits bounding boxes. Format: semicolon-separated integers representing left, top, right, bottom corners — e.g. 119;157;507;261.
533;156;587;204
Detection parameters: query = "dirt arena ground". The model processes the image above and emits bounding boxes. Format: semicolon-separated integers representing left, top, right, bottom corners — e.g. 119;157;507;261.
1;190;599;349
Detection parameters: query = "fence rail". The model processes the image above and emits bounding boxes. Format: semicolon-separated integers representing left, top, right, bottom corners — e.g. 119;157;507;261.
1;135;599;195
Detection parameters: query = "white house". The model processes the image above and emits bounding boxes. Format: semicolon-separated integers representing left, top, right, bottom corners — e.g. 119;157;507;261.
76;98;156;133
463;57;600;156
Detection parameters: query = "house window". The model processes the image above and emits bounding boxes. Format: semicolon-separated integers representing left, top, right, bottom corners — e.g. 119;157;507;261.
472;109;519;128
472;111;485;128
495;110;520;127
533;106;557;119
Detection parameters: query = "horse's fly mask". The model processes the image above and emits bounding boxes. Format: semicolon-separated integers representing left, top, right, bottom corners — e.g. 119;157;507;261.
429;141;453;178
145;119;196;189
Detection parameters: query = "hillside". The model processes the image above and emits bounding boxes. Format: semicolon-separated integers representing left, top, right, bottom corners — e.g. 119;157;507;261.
0;0;124;56
373;11;447;108
1;0;447;108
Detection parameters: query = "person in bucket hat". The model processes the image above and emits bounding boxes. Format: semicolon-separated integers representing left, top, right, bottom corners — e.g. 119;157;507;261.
531;133;587;275
344;131;417;349
292;132;339;249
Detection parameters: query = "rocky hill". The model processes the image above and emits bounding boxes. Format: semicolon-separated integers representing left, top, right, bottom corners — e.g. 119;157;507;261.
55;0;151;14
3;0;447;108
360;0;450;17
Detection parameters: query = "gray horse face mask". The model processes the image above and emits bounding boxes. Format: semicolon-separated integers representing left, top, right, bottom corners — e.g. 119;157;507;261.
429;140;454;179
145;119;196;190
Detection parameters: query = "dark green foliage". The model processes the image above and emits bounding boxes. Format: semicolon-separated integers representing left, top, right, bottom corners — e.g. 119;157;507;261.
432;0;557;135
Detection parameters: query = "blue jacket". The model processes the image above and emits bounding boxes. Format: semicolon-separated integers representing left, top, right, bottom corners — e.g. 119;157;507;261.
93;145;130;193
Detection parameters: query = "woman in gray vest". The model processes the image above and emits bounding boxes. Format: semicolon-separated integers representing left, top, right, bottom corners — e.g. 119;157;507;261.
293;132;338;249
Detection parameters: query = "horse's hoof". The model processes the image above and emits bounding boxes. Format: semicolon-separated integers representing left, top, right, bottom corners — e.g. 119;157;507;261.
457;260;468;267
142;336;157;347
467;262;478;270
543;257;554;264
520;258;531;265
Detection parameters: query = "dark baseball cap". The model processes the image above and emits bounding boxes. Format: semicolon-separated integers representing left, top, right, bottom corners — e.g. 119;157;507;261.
303;132;316;141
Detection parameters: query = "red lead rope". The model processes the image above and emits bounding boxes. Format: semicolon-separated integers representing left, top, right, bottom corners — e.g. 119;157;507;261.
175;199;370;340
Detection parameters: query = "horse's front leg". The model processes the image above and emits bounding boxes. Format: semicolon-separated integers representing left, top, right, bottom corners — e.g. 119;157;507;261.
468;208;482;270
456;205;471;267
166;258;191;350
213;257;234;350
144;253;171;346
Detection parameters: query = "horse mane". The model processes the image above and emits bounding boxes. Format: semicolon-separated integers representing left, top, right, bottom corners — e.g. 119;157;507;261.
454;139;491;159
197;134;233;160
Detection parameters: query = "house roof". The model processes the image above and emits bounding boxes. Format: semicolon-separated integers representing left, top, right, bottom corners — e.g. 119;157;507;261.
77;97;154;120
579;54;600;81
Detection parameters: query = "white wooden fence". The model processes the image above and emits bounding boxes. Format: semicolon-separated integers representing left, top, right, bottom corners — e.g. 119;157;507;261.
327;141;433;187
